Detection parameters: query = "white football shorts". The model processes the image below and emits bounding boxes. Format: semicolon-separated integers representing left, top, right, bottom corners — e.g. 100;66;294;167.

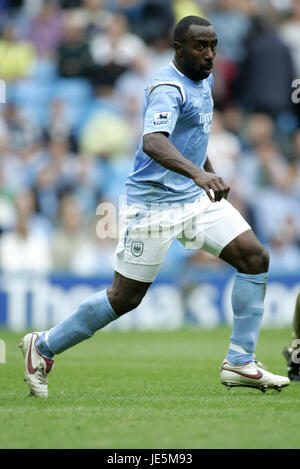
114;195;251;283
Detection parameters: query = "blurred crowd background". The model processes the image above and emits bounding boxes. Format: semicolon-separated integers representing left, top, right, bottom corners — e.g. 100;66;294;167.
0;0;300;277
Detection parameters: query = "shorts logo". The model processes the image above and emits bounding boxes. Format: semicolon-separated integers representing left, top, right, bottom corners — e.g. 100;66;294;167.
153;112;171;125
131;241;144;257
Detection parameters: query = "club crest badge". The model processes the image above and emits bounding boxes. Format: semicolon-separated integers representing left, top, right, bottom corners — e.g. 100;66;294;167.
131;241;144;257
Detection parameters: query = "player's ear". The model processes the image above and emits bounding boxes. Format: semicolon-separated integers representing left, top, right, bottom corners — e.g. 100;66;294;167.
174;41;183;57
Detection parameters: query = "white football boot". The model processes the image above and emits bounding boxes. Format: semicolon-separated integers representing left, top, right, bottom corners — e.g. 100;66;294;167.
220;359;290;393
18;332;54;398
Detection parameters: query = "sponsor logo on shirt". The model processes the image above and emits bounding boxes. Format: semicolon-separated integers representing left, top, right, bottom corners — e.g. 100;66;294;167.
199;112;213;134
199;112;213;124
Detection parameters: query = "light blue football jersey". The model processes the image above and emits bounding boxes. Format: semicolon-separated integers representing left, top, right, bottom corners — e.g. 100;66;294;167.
125;61;214;206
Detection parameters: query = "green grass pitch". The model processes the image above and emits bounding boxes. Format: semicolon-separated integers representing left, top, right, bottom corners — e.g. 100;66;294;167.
0;327;299;449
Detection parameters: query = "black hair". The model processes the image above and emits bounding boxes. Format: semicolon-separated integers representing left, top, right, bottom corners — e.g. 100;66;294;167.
173;15;211;43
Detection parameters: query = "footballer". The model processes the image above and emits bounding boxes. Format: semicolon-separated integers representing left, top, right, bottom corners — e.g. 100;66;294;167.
19;16;289;397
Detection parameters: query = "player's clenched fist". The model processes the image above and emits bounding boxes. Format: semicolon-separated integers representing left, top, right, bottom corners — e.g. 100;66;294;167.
193;170;230;202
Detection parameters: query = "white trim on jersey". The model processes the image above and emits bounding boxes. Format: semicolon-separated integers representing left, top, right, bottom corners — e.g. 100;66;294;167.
169;61;184;77
148;81;186;106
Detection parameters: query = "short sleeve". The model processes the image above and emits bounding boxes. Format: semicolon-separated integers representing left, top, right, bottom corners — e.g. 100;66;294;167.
143;84;183;137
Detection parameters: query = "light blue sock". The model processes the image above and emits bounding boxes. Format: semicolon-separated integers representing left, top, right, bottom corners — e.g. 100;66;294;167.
36;290;118;357
226;272;268;366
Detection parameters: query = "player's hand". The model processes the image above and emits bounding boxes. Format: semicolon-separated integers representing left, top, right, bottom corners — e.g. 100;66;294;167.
193;170;230;202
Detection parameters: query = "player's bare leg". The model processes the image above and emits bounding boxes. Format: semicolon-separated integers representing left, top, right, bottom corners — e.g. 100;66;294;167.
19;272;151;397
107;272;152;316
219;229;269;275
282;291;300;381
218;229;290;392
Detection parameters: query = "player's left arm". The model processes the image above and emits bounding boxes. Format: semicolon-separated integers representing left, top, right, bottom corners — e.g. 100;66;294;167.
204;75;217;176
204;157;215;174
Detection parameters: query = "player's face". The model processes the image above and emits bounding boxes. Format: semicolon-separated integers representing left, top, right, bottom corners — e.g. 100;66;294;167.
177;25;218;81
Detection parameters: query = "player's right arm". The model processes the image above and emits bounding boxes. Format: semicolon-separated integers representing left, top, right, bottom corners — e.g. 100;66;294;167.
143;132;230;202
142;83;229;202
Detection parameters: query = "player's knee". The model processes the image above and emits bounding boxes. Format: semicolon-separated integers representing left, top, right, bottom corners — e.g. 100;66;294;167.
107;287;144;316
253;246;269;273
260;247;270;272
116;294;144;316
240;246;269;274
125;295;144;315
